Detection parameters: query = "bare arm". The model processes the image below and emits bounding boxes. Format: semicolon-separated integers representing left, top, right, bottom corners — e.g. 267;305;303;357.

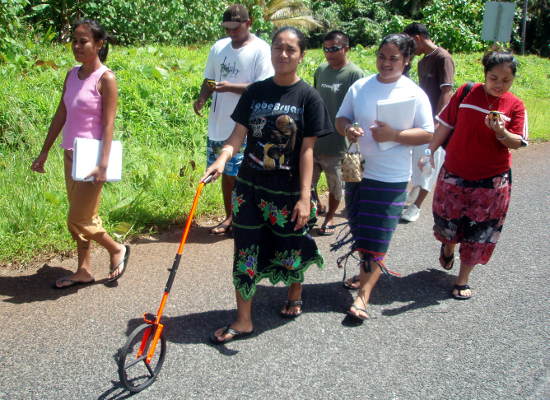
292;136;316;231
485;114;524;150
436;85;453;114
214;81;249;94
201;122;247;181
31;73;69;173
193;79;215;116
372;122;432;145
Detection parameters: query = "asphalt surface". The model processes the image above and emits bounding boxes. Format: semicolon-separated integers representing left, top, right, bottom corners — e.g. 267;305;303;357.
1;143;548;400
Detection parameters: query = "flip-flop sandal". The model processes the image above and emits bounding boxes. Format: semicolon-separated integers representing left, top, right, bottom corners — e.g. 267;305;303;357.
439;243;454;270
52;277;95;290
318;224;336;236
280;300;303;319
451;284;472;300
343;275;361;290
107;245;130;283
346;304;369;323
209;325;254;345
209;223;232;236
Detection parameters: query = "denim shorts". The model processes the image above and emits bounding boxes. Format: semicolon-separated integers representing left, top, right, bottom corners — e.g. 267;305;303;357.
206;138;245;177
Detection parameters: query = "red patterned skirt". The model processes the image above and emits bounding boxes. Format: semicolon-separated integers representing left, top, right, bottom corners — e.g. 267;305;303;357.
432;167;512;266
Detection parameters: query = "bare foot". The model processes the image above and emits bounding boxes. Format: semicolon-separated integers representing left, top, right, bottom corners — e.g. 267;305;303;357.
108;244;127;280
280;283;302;317
347;295;369;320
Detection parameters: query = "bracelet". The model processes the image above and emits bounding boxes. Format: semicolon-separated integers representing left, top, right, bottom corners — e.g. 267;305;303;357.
220;147;233;156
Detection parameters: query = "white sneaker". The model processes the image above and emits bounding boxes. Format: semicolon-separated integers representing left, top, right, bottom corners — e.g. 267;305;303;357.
406;186;420;205
401;204;421;222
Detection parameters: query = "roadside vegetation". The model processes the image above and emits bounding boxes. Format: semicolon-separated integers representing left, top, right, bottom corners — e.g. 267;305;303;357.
1;44;548;265
1;0;548;265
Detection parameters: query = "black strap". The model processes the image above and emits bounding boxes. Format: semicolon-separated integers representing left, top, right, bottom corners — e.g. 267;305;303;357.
458;81;474;106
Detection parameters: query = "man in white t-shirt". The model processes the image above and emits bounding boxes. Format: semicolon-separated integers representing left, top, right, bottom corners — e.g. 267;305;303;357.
193;4;273;235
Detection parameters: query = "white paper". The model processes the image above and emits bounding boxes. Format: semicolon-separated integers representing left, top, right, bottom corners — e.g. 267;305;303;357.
71;138;122;181
376;97;416;151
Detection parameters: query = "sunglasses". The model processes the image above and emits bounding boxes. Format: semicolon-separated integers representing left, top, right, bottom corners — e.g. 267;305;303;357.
323;45;344;53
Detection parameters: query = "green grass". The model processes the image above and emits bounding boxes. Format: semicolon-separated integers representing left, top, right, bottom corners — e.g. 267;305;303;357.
1;44;548;265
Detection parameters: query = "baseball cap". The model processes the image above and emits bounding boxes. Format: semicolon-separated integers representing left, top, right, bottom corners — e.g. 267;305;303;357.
221;4;250;29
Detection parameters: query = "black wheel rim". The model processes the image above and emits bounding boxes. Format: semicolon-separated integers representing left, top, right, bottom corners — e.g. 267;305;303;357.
118;323;167;393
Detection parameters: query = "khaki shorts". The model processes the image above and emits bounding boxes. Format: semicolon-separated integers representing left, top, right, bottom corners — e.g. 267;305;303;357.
64;150;106;242
312;153;343;201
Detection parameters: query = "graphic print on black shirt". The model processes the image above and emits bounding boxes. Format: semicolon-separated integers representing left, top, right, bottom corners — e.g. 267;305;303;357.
232;78;333;174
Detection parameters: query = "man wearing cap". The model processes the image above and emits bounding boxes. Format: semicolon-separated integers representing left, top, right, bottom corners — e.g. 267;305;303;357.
193;4;273;235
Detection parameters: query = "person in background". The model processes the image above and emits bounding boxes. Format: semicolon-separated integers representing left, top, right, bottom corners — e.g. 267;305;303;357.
313;30;364;236
335;34;434;322
203;27;332;344
401;22;455;222
193;4;273;235
31;19;129;288
425;50;527;300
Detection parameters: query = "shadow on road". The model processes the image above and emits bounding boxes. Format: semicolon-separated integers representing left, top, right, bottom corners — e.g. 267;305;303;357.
0;263;117;304
372;268;456;315
121;282;353;353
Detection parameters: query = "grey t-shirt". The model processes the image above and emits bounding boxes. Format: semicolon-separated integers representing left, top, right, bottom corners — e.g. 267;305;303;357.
314;62;364;156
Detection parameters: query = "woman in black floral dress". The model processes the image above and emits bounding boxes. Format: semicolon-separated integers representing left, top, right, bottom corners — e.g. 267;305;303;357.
203;27;332;344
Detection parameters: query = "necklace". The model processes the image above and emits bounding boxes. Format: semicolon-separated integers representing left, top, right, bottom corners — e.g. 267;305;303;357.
483;85;500;110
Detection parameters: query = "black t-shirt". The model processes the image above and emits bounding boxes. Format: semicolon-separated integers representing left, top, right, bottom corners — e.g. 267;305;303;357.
231;78;333;175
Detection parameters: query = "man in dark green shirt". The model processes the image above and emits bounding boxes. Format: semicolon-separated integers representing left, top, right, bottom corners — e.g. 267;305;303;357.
313;31;364;235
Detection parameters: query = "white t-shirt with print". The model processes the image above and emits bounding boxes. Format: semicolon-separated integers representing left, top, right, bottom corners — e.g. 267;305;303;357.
336;74;434;182
204;35;273;141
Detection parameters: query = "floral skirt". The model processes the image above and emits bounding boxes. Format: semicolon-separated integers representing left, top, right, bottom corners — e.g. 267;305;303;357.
432;167;512;265
231;167;323;300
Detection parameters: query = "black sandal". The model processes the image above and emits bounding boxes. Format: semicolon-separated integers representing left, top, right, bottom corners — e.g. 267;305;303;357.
439;243;454;270
451;284;472;300
209;325;254;345
280;300;303;319
343;275;360;290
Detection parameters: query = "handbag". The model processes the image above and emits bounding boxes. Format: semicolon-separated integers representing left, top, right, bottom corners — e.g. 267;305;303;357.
341;142;364;183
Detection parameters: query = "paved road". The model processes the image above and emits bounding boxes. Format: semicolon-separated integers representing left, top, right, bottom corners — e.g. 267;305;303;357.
1;143;548;400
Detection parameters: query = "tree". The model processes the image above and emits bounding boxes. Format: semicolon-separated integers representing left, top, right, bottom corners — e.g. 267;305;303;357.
243;0;322;31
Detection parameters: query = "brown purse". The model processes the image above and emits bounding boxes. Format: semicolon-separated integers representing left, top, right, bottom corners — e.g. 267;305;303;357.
341;142;364;183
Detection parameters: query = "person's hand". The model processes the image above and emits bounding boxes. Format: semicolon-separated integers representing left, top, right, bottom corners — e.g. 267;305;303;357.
213;81;232;93
85;166;107;183
485;113;506;136
291;197;310;231
193;98;206;116
201;159;225;183
371;121;398;142
345;123;364;143
31;152;48;173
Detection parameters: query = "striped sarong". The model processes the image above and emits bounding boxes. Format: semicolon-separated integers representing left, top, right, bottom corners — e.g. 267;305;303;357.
334;178;407;274
352;178;408;260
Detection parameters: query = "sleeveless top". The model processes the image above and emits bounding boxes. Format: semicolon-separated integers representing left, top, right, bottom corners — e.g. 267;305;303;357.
61;64;109;150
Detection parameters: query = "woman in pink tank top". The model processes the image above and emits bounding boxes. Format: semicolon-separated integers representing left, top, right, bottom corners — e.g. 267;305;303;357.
31;20;130;289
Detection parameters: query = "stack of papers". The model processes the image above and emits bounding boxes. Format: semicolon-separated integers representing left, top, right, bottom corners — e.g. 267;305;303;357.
71;138;122;182
376;97;416;151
